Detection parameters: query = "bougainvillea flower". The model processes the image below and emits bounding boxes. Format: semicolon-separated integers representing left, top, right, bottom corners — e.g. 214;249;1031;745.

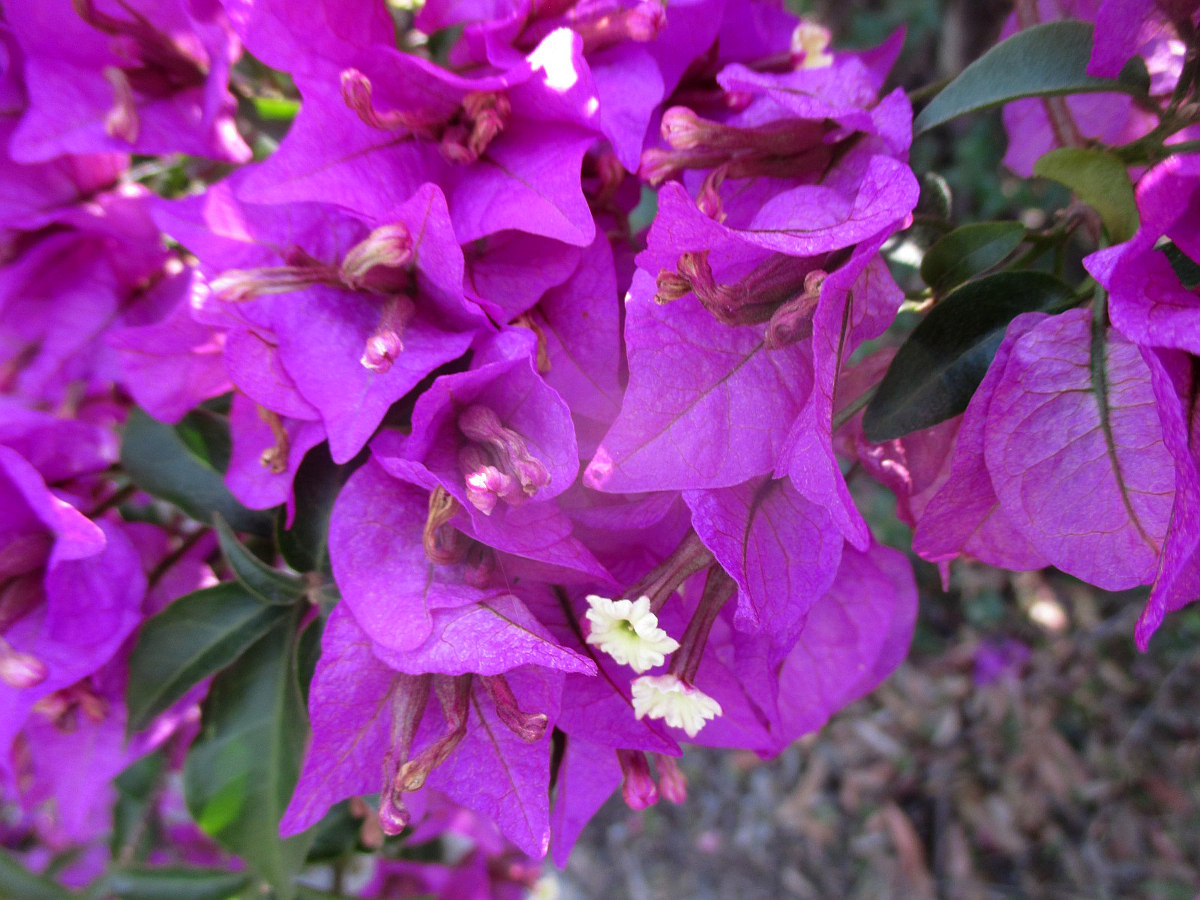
1088;0;1199;81
0;185;169;403
421;0;729;170
283;602;576;856
156;180;486;462
918;310;1174;590
913;315;1052;571
234;19;602;246
108;263;232;423
3;0;250;162
1089;153;1200;354
584;187;814;492
377;329;577;511
684;476;843;659
1133;348;1200;647
0;448;144;768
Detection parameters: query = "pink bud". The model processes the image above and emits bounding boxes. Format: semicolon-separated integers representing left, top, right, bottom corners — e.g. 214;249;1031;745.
655;754;688;804
0;648;47;689
618;750;659;810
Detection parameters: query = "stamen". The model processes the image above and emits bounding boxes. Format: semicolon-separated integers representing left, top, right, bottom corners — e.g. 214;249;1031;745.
394;676;471;792
340;69;439;134
423;486;466;564
256;406;290;474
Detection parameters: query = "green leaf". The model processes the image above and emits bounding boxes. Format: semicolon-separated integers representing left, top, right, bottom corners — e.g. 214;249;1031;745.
296;613;325;707
215;514;305;606
121;408;272;535
915;21;1141;134
0;850;70;900
184;612;313;899
102;868;252;900
863;271;1078;441
127;583;292;733
277;443;351;574
1034;147;1139;242
110;751;167;863
1157;237;1200;289
920;221;1026;293
174;408;232;473
303;801;361;864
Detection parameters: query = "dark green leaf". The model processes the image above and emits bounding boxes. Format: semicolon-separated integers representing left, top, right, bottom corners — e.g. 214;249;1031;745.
174;408;232;473
915;21;1140;134
0;850;70;900
1034;147;1139;242
121;408;272;535
110;751;167;863
863;271;1077;441
215;514;305;606
127;582;292;733
304;801;361;864
920;221;1025;293
296;613;325;707
1156;237;1200;289
103;868;252;900
277;443;352;574
184;612;312;899
917;171;952;221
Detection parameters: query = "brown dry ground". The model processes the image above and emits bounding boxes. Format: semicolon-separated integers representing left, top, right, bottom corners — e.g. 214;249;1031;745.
556;567;1200;899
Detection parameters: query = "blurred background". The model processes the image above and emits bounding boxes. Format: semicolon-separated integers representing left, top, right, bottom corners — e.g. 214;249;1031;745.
556;3;1200;897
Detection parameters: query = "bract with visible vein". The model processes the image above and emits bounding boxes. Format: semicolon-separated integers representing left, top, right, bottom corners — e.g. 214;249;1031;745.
984;308;1173;589
329;458;484;654
1135;348;1200;647
913;315;1051;571
684;477;843;657
778;244;903;549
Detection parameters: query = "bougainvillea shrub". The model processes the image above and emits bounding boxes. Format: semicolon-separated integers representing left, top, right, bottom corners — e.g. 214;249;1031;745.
0;0;1198;895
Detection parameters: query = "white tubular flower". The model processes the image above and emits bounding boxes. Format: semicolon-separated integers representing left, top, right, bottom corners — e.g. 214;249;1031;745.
584;594;680;673
630;674;722;738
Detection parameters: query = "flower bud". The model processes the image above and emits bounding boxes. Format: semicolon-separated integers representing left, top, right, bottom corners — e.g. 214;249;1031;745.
0;643;47;689
458;405;551;504
655;754;688;804
377;791;410;836
341;223;414;292
617;750;659;810
360;295;415;374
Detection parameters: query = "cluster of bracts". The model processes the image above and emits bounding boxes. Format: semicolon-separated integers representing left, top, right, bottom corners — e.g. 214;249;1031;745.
0;0;1197;894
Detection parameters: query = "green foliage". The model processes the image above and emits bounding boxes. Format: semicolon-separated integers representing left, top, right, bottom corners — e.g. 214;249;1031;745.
215;515;307;605
120;407;272;536
863;271;1077;441
921;221;1026;294
184;611;313;899
127;583;294;733
1034;148;1140;243
915;21;1144;133
100;867;253;900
